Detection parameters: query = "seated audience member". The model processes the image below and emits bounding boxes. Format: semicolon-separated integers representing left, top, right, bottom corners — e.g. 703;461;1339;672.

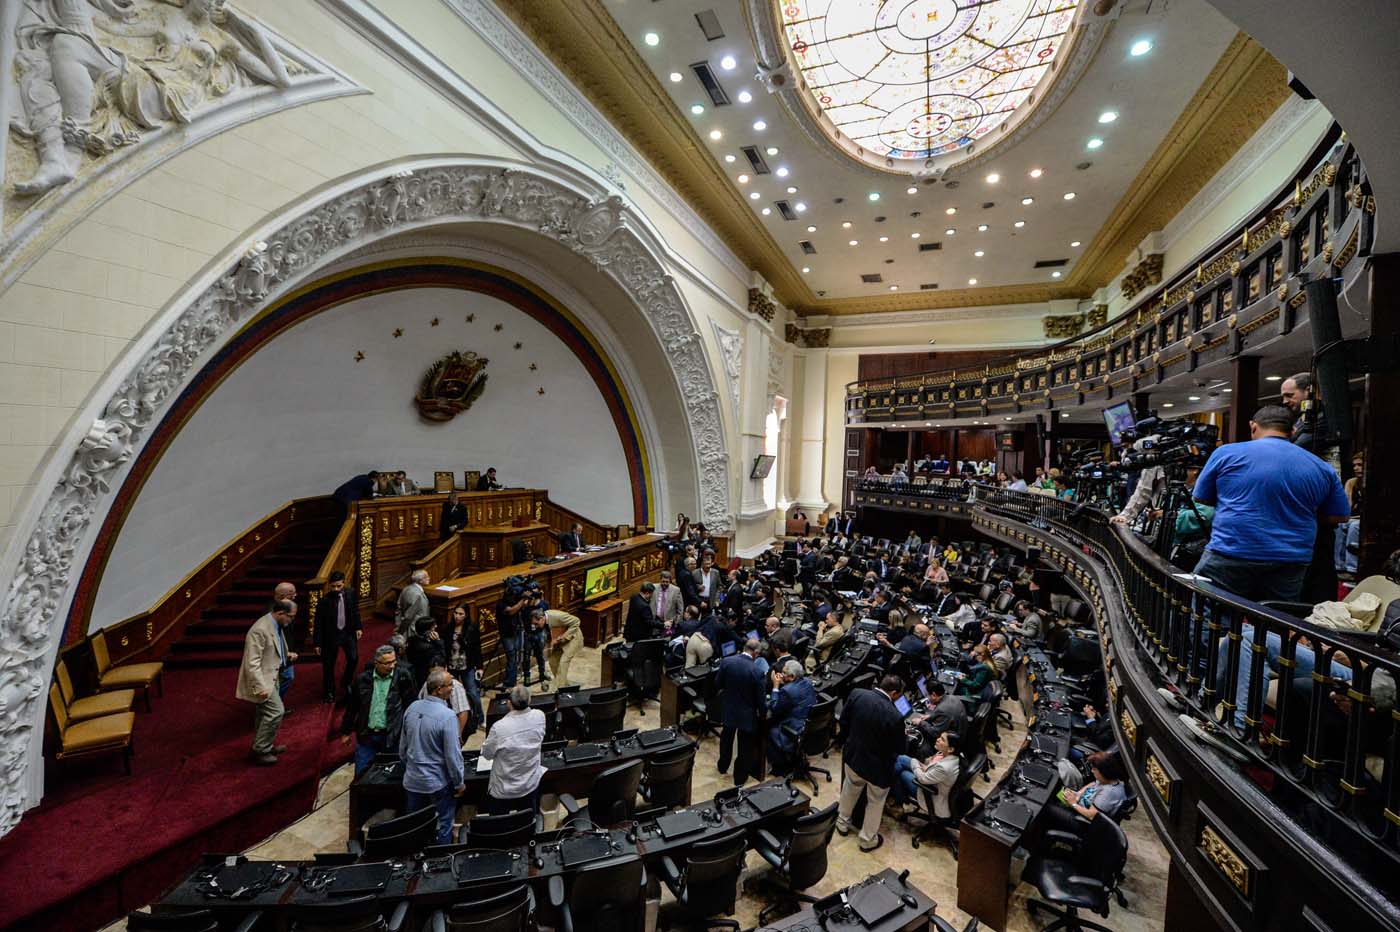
767;660;818;774
1007;599;1043;641
475;467;502;491
931;582;960;616
418;662;473;738
988;633;1014;677
957;645;996;697
811;611;845;666
558;522;585;552
406;617;446;690
400;669;467;845
924;558;950;586
865;588;894;625
390;470;419;495
831;555;860;591
344;644;418;775
911;680;965;749
441;491;468;540
481;685;546;814
879;622;932;664
1041;751;1129;840
1007;472;1028;492
892;730;961;815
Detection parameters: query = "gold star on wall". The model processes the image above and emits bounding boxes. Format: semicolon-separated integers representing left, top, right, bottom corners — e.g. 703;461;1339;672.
528;363;537;371
430;317;440;327
538;387;546;395
493;323;504;331
466;313;475;323
354;351;365;362
513;342;522;350
392;328;403;338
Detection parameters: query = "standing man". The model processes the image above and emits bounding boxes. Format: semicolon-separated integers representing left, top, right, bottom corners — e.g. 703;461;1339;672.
652;571;683;629
396;570;431;638
496;585;530;688
333;471;380;516
236;600;297;766
315;570;361;703
767;660;817;775
400;669;466;844
836;674;906;852
272;581;299;705
482;685;547;814
533;607;583;688
344;645;418;775
624;583;661;643
558;522;584;552
695;553;723;610
716;638;766;786
441;491;468;541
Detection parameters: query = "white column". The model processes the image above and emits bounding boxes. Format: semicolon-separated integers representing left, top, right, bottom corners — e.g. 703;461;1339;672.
795;347;830;512
737;319;771;519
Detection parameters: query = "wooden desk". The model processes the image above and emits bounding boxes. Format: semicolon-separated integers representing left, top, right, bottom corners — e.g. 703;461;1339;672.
427;535;669;686
457;521;553;571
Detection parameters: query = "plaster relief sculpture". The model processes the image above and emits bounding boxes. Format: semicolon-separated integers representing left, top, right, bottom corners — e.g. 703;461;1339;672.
709;321;742;423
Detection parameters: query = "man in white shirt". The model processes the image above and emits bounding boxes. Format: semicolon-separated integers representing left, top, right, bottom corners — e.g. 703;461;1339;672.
480;685;546;814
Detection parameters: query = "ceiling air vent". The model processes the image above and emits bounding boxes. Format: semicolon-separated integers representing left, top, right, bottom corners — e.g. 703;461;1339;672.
799;241;817;254
690;62;729;106
861;273;884;283
920;283;939;290
1033;258;1069;269
918;242;942;252
774;200;796;221
694;10;725;41
741;146;770;174
981;201;995;209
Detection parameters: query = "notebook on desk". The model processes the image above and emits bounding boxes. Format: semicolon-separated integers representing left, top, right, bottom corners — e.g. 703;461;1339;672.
452;850;516;885
847;881;904;927
655;810;706;840
559;834;613;868
684;665;712;678
324;862;393;896
1019;761;1057;788
637;727;675;748
563;744;605;764
745;784;797;816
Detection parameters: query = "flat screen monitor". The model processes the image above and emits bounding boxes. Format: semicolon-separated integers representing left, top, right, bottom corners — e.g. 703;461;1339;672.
1103;402;1136;447
583;561;619;602
916;675;930;698
894;695;913;717
750;454;777;479
721;640;738;658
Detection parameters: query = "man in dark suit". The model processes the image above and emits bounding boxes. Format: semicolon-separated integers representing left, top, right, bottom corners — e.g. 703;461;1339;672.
316;570;361;702
624;583;660;643
836;674;906;852
916;680;966;747
440;491;468;541
720;568;746;623
558;522;584;552
797;542;820;593
767;659;817;774
716;637;766;785
333;471;379;516
475;467;501;491
865;589;893;626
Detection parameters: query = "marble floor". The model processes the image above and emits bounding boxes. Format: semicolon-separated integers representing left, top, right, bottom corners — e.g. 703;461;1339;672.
110;642;1168;931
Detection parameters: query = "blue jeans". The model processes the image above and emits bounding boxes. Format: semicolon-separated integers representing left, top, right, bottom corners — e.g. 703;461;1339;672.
525;629;548;684
502;633;520;688
892;755;920;804
1215;627;1352;727
405;786;458;845
1335;519;1359;574
354;731;389;776
1193;549;1307;604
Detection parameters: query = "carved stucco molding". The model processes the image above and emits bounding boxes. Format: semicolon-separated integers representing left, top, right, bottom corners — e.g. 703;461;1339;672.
709;320;743;425
0;159;732;836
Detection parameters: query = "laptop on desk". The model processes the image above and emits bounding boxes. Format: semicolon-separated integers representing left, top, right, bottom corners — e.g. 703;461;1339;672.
684;665;712;679
638;728;676;749
323;863;393;897
563;744;606;764
745;784;798;816
559;834;614;869
655;810;706;840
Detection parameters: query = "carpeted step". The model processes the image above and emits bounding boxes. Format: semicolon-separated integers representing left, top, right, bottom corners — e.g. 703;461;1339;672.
163;650;243;668
189;618;257;636
171;634;246;652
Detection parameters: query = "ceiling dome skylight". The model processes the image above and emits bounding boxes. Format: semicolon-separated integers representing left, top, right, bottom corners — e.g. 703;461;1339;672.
780;0;1084;166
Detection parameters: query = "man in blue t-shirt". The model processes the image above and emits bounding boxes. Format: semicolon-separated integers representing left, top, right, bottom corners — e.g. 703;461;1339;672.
1191;405;1349;603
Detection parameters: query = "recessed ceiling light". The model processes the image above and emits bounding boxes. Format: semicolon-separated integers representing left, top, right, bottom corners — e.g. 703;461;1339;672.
720;54;737;70
749;192;761;200
1021;196;1034;205
738;90;753;103
1063;192;1076;200
945;207;957;215
795;202;807;212
737;173;749;184
761;207;771;215
1013;220;1025;228
1098;110;1118;124
753;119;767;131
1005;417;1012;422
806;226;817;234
907;186;918;195
868;192;880;202
1087;137;1103;150
889;285;898;291
786;186;797;194
1051;271;1061;278
643;31;660;46
1070;240;1081;247
1188;395;1201;401
977;224;988;232
1130;38;1153;57
690;104;704;115
708;129;722;141
765;146;779;156
842;221;852;228
879;236;889;242
974;250;984;257
801;267;810;274
669;72;683;83
945;228;956;235
1029;168;1043;179
773;168;790;180
1222;387;1233;393
1162;402;1175;408
911;232;920;239
986;173;1000;184
724;154;736;163
1265;374;1283;381
848;239;859;246
968;278;978;285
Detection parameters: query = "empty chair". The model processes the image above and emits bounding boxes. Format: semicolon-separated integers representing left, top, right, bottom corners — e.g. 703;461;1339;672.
992;591;1016;613
91;630;164;711
431;882;534;932
582;688;628;740
354;805;438;859
289;893;408;932
977;583;996;603
658;829;747;930
125;909;235;932
549;854;646;932
55;658;134;723
1062;599;1089;625
786;696;835;796
681;675;723;739
462;808;536;850
1023;810;1129;931
639;743;696;809
48;684;135;773
754;802;840;924
561;759;642;827
620;638;666;705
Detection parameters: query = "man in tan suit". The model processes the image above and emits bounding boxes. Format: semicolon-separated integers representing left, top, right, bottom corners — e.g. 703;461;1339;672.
651;570;684;628
237;600;297;765
532;607;582;688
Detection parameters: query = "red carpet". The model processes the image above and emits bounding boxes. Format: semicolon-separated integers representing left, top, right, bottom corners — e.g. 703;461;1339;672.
0;622;388;932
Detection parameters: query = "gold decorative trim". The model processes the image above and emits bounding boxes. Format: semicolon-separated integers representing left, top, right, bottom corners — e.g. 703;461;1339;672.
1121;254;1164;299
1119;708;1138;748
1199;825;1251;898
1145;754;1172;807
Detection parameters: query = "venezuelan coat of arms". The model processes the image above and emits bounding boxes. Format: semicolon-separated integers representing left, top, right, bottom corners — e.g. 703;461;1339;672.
415;350;489;421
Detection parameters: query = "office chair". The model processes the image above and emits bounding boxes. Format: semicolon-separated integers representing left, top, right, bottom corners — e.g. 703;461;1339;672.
620;638;666;706
992;591;1016;614
786;697;836;795
657;829;748;930
126;909;251;932
753;802;840;923
352;805;438;859
907;749;985;855
548;854;646;932
1023;811;1129;931
288;894;409;932
681;676;723;739
461;808;537;849
640;743;696;809
560;759;642;827
976;583;997;604
582;688;628;740
430;882;535;932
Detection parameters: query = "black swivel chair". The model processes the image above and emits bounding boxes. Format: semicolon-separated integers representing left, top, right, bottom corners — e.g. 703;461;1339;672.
658;829;748;931
640;743;696;809
907;749;985;855
1023;811;1130;931
126;909;255;932
753;802;840;924
353;805;439;859
786;696;835;796
620;638;667;705
549;854;646;932
561;759;643;827
288;894;409;932
992;591;1016;614
582;688;629;740
429;882;534;932
682;675;723;739
461;808;537;849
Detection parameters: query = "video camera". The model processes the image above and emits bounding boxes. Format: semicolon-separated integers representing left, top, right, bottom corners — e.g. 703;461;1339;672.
1118;415;1217;470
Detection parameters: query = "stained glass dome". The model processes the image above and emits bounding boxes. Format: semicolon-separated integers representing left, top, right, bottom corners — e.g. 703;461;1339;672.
780;0;1083;164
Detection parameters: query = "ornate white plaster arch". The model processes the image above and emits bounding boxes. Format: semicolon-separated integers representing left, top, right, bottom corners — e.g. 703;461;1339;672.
0;156;733;834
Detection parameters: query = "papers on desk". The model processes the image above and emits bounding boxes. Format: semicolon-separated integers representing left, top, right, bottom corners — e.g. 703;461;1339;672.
1172;573;1211;583
475;755;493;773
434;584;462;592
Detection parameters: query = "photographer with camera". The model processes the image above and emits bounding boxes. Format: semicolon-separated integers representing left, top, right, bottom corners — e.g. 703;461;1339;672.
1190;405;1349;603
